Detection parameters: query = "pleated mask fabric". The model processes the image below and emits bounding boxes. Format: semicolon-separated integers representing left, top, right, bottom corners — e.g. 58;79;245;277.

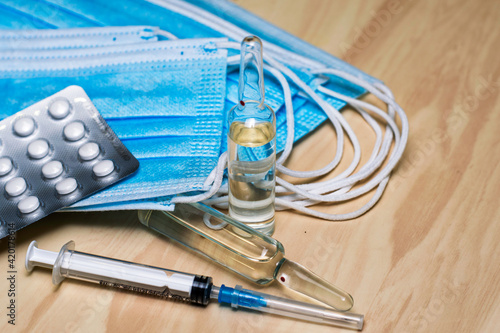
0;25;160;51
0;0;391;217
0;0;366;154
0;38;228;207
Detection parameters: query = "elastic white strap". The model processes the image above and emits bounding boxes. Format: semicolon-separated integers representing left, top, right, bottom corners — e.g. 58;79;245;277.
178;41;408;223
156;29;178;40
171;152;227;204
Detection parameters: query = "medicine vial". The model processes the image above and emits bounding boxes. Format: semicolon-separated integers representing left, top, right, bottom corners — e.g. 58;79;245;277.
228;36;276;235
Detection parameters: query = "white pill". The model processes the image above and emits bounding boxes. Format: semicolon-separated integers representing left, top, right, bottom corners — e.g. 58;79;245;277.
0;157;13;176
28;139;50;159
93;160;115;177
5;177;27;197
78;142;100;161
56;178;78;195
64;121;85;141
18;196;40;214
48;99;70;119
42;161;63;179
13;117;35;137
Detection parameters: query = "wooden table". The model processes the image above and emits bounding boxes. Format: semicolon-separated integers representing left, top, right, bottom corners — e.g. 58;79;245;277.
1;0;499;332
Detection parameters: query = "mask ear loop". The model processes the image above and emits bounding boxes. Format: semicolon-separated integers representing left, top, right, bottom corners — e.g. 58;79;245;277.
261;60;406;216
264;54;397;195
156;29;178;40
306;70;408;197
263;65;294;165
219;41;358;180
267;80;401;220
255;87;376;209
274;86;395;216
279;85;398;196
277;99;385;204
275;81;405;220
262;66;384;201
265;55;361;180
171;152;227;204
203;48;376;211
183;42;408;222
201;42;345;206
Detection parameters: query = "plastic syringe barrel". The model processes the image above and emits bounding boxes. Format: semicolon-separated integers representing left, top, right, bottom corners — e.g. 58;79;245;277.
25;240;212;305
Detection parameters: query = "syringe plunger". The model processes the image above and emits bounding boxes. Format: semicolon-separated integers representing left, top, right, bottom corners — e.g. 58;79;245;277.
26;240;212;305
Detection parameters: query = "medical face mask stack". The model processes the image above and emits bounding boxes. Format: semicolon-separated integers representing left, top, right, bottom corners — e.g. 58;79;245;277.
0;0;408;220
0;32;229;210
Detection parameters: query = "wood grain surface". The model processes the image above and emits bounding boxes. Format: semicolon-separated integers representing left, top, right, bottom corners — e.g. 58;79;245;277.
1;0;500;332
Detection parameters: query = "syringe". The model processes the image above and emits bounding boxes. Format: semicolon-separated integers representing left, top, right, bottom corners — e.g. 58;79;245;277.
26;240;364;330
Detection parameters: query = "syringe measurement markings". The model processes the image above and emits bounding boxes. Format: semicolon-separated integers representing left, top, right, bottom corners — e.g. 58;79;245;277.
99;281;189;302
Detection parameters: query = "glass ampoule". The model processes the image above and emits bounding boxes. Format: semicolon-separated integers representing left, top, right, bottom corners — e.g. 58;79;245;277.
138;204;355;312
227;36;276;236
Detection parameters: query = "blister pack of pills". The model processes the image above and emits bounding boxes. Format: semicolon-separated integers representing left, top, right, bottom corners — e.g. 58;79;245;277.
0;86;139;238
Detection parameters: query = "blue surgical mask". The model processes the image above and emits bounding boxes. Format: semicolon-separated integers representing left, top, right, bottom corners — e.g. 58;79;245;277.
0;1;393;217
0;38;229;207
0;0;102;29
0;26;314;212
184;0;381;84
0;26;160;51
0;0;367;125
0;25;348;155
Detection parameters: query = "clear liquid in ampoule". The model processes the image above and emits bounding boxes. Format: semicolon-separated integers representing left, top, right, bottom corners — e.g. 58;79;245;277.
228;115;276;235
228;36;276;235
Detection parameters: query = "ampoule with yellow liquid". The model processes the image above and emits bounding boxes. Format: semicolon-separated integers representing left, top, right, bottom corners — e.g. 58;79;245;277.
227;36;276;236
